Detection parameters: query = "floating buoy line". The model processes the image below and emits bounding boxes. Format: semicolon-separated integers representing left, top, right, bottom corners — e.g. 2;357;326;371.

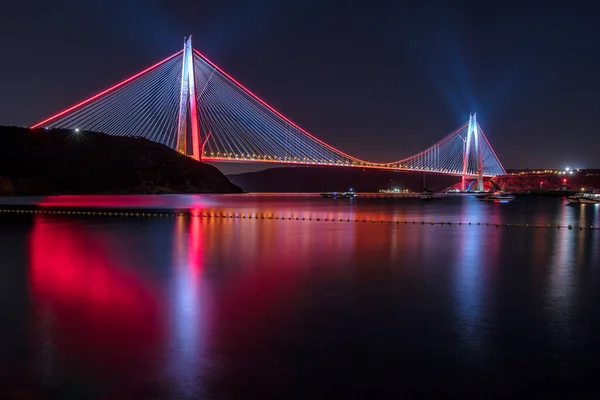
0;207;597;231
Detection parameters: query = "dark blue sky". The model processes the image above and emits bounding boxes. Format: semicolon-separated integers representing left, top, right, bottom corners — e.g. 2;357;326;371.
1;0;598;168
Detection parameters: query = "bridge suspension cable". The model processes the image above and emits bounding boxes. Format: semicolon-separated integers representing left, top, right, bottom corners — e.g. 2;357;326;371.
30;36;505;177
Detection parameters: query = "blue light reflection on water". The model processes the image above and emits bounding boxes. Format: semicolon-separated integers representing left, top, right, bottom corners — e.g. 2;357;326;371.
454;197;487;362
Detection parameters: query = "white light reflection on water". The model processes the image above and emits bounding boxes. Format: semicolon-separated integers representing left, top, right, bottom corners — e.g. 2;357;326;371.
167;213;210;398
453;201;491;362
546;203;577;356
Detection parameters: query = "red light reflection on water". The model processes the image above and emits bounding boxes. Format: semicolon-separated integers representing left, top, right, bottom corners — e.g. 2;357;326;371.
37;194;214;210
28;216;164;382
38;195;168;208
203;218;315;354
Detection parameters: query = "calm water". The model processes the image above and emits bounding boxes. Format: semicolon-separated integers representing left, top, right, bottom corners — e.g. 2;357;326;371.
0;194;599;399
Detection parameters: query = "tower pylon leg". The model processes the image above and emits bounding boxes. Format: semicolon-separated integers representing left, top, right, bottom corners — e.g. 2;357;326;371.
176;38;190;155
461;114;474;191
176;36;202;161
472;113;484;192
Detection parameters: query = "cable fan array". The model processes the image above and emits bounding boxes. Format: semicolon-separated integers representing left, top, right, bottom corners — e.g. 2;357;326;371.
192;50;361;167
33;51;184;148
476;128;506;176
392;122;505;176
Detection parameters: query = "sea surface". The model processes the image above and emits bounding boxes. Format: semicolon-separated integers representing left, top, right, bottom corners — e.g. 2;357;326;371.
0;194;599;399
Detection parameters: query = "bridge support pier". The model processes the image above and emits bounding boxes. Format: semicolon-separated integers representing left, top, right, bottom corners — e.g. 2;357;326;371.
477;172;484;192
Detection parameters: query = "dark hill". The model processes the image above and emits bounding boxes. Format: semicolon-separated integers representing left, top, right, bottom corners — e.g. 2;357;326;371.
228;166;460;192
0;126;242;195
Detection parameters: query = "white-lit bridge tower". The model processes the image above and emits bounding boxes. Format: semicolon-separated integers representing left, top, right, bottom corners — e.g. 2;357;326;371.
461;113;484;192
176;36;201;161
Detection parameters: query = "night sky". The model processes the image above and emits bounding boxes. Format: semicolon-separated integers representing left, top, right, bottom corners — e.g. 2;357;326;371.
1;0;599;169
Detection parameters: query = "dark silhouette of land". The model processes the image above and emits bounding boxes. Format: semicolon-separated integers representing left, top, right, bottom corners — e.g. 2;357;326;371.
0;126;242;195
228;167;460;192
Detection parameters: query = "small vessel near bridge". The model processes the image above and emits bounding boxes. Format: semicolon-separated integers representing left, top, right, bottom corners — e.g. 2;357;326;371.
419;189;435;200
567;192;600;205
476;192;516;202
320;190;356;199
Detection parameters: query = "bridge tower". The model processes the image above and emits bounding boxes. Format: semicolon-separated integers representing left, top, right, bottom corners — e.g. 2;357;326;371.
461;113;484;191
176;36;201;161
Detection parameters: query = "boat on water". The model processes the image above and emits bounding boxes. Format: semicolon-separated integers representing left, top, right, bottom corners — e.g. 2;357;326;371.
320;190;356;199
419;173;435;200
419;190;434;200
567;193;600;205
320;192;336;198
476;192;516;202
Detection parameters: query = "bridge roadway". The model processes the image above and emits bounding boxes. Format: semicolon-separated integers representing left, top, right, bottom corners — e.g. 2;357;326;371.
203;157;498;178
321;192;477;199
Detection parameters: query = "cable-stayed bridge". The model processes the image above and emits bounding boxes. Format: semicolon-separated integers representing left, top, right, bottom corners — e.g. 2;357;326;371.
31;36;505;190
